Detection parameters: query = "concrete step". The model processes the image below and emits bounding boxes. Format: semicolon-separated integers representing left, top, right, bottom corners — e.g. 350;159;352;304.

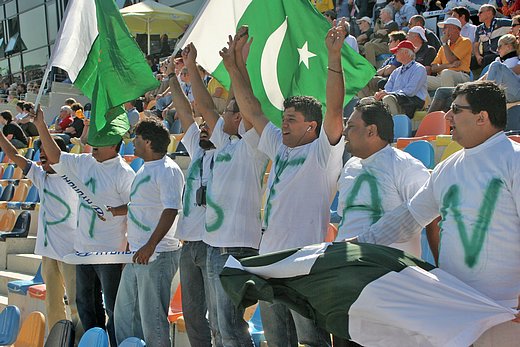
7;254;41;275
0;270;33;296
0;237;36;270
0;294;7;311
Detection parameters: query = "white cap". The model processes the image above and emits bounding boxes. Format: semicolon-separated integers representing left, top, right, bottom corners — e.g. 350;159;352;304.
408;26;427;42
356;16;372;25
437;17;462;29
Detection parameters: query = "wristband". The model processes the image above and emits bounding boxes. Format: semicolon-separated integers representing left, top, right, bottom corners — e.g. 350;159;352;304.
327;66;343;74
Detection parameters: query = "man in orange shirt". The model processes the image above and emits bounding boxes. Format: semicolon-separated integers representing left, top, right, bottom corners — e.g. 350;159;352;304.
427;17;472;92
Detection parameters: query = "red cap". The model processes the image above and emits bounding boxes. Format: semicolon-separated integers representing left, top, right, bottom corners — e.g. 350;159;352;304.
390;40;416;53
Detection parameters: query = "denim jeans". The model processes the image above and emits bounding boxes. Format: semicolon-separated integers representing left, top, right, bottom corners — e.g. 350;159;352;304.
487;61;520;102
180;241;213;347
76;263;122;347
206;246;258;347
114;250;180;347
260;301;331;347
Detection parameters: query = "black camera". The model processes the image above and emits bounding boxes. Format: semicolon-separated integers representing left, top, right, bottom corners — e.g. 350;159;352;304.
196;186;207;206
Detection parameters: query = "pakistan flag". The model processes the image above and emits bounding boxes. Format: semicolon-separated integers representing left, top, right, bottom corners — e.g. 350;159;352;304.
178;0;375;126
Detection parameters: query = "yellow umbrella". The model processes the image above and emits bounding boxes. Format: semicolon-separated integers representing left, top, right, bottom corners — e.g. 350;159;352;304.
120;0;193;55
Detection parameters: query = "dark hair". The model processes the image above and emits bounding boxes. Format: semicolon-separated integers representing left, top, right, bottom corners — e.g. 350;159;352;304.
135;118;170;155
22;102;34;112
64;98;76;106
16;101;24;109
452;81;506;129
34;137;69;152
71;102;83;112
1;110;13;123
451;7;470;23
283;96;323;136
354;98;394;143
389;30;406;42
324;10;336;20
393;0;405;4
410;15;426;26
114;139;123;153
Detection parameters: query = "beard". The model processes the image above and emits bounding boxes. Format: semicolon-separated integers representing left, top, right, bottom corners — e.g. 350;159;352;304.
199;139;215;150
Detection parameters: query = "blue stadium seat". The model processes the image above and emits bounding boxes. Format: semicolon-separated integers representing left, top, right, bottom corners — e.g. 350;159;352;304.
0;211;31;240
404;140;435;169
393;114;412;141
506;105;520;132
24;148;34;161
130;157;144;172
78;327;108;347
329;192;341;223
25;185;40;203
0;305;21;345
119;337;146;347
8;262;44;295
0;182;14;201
33;149;40;162
2;165;14;179
0;152;5;163
248;305;265;347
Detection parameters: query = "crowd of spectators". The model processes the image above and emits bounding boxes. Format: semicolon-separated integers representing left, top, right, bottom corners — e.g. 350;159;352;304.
318;0;520;119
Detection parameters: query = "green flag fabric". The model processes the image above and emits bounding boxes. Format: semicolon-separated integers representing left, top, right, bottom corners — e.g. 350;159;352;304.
48;0;160;147
180;0;375;127
221;242;517;347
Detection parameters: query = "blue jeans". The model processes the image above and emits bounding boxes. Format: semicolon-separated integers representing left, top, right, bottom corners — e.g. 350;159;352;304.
260;301;331;347
114;250;180;347
76;263;122;347
487;61;520;102
180;241;213;347
207;246;258;347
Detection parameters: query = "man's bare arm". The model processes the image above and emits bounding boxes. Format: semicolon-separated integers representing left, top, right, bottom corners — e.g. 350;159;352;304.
183;43;219;131
323;25;346;145
166;54;195;132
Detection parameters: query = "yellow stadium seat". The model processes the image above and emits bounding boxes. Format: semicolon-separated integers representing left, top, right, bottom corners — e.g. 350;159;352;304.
0;209;16;231
14;311;45;347
440;141;463;162
12;183;28;202
168;134;184;153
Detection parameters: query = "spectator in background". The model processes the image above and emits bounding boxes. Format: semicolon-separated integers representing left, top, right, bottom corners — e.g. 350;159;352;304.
479;34;520;102
19;102;39;137
450;6;477;43
392;0;418;30
324;9;336;25
0;111;28;148
65;103;86;140
52;106;74;133
511;15;520;40
364;6;399;67
14;101;26;123
409;14;442;51
207;76;229;115
124;100;141;134
356;16;374;49
146;55;158;73
375;40;428;118
427;17;472;91
64;97;76;107
340;18;359;52
473;4;512;69
359;31;407;97
407;26;437;73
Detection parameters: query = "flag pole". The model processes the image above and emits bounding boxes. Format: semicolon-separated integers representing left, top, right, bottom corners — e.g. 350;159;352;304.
34;65;52;111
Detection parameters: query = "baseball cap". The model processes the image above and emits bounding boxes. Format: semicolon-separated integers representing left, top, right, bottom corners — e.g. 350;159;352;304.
390;40;416;53
437;17;462;29
408;26;427;42
356;16;372;25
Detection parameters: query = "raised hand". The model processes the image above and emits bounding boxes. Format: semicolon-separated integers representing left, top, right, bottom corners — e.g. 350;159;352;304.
219;35;237;71
165;53;176;76
326;22;346;54
182;43;197;65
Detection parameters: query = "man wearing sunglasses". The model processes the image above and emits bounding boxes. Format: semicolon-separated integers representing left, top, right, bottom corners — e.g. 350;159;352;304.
351;80;520;346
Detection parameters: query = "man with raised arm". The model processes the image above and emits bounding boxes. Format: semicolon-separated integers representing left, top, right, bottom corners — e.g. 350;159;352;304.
220;24;345;347
184;40;269;346
33;107;135;347
0;133;83;342
165;50;217;347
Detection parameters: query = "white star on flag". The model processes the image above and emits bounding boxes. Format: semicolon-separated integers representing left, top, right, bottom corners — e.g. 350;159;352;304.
297;41;316;69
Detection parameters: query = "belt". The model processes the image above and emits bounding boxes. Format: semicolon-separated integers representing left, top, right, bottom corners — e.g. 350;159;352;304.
219;246;257;255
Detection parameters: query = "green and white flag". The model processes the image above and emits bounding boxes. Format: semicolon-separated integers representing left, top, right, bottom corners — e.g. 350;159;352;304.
178;0;375;126
221;242;517;347
47;0;159;146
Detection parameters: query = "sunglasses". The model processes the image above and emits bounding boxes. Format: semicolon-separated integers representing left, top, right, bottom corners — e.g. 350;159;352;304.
450;103;473;114
513;23;520;27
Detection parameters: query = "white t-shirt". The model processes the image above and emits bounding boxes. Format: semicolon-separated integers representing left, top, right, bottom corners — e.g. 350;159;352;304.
336;146;429;257
58;152;135;252
408;132;520;307
203;118;269;248
461;22;477;43
175;123;215;241
258;122;344;254
127;156;183;252
27;163;79;261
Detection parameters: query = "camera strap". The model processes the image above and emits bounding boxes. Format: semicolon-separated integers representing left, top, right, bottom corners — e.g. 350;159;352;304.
199;151;214;188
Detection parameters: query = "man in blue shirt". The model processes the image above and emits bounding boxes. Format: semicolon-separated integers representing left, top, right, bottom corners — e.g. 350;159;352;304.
375;40;427;118
392;0;418;29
